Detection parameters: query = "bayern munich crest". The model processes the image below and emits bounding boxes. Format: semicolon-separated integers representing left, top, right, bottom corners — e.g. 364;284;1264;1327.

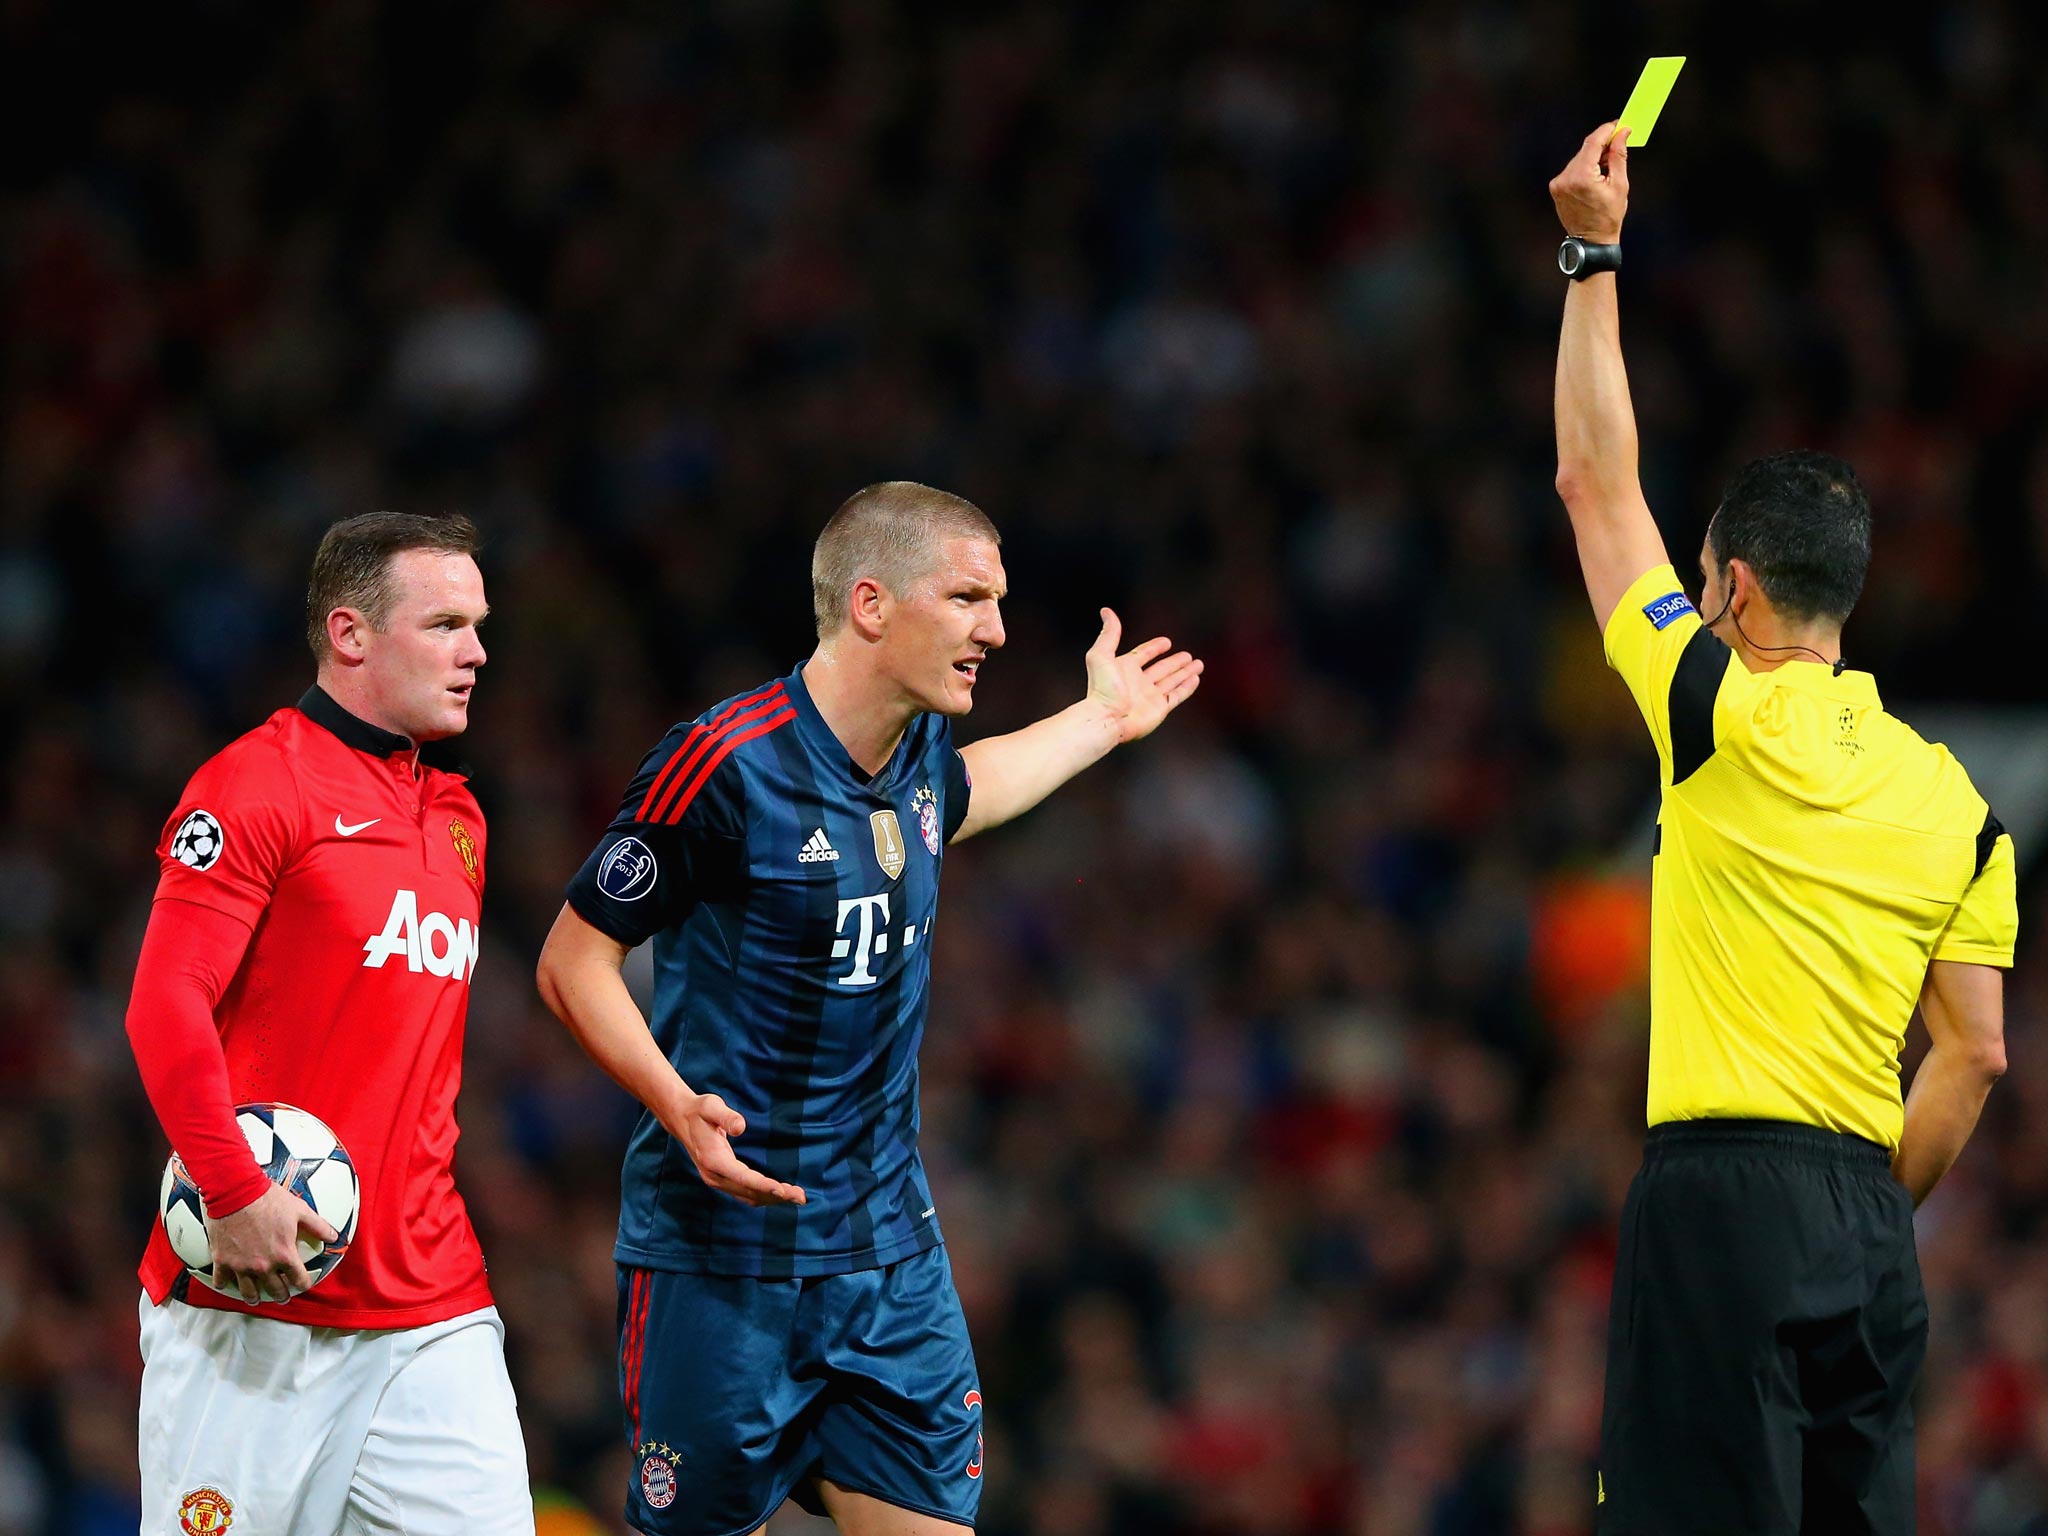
178;1484;235;1534
913;784;941;856
638;1443;680;1510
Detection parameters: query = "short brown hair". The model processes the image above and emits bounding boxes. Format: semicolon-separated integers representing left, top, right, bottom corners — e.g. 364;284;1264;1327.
811;482;1000;636
305;512;481;659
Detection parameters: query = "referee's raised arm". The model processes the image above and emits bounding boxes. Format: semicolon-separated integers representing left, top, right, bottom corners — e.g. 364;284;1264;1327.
1550;122;1671;629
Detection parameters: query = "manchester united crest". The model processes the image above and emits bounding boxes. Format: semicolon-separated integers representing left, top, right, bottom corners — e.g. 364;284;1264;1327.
913;784;941;856
179;1485;235;1535
448;818;481;888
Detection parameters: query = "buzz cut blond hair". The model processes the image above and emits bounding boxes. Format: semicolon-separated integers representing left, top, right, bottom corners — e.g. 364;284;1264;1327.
811;482;1001;636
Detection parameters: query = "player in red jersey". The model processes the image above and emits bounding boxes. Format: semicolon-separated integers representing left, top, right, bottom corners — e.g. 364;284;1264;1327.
126;513;533;1534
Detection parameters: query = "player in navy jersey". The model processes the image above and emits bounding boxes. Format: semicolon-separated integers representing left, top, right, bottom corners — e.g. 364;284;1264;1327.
538;481;1202;1536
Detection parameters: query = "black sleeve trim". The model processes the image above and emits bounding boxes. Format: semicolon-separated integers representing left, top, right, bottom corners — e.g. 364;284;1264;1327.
565;885;648;948
1667;628;1726;786
1975;811;2006;881
943;749;971;841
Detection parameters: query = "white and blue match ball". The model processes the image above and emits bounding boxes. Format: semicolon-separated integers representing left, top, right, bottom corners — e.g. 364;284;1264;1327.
158;1103;360;1296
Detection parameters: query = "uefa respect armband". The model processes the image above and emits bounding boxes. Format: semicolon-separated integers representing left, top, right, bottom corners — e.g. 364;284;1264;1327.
1642;591;1696;630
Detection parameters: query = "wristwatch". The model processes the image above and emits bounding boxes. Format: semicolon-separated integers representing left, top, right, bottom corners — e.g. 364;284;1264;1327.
1558;238;1622;280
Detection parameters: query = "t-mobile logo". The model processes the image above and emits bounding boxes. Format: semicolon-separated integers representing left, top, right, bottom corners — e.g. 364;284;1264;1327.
831;894;923;987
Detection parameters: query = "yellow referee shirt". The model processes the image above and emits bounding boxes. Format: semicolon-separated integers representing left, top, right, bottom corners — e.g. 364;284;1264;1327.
1606;564;2018;1149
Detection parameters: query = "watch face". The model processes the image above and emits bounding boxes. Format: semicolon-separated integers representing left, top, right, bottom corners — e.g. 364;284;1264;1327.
1558;239;1584;276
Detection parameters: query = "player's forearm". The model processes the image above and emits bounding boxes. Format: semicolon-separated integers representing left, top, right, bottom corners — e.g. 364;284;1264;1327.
1894;1042;2004;1206
126;899;271;1217
1555;275;1648;498
954;699;1120;840
536;919;695;1124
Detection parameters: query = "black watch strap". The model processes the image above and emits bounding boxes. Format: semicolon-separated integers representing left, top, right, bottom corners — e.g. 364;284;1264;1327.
1558;237;1622;280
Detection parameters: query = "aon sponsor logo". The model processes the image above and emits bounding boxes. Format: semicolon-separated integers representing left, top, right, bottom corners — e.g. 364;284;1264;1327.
363;889;480;982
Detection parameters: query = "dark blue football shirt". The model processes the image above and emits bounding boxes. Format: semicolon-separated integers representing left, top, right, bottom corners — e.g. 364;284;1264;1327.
567;663;971;1278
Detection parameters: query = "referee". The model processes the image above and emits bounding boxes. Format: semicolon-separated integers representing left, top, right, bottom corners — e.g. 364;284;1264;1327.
1550;124;2019;1534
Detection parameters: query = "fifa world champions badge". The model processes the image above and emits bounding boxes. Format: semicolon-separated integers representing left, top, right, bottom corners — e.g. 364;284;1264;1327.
870;809;907;880
914;784;942;856
637;1442;681;1510
178;1485;235;1534
448;818;482;888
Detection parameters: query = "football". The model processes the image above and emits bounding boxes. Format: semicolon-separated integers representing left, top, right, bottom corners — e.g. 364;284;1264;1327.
158;1103;360;1296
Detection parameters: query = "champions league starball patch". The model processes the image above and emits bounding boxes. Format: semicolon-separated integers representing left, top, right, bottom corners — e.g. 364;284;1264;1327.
637;1443;680;1510
178;1485;235;1534
170;809;225;871
914;784;941;856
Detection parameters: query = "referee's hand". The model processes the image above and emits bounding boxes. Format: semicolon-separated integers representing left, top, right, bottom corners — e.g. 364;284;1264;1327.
673;1092;807;1208
208;1182;341;1305
1550;122;1631;243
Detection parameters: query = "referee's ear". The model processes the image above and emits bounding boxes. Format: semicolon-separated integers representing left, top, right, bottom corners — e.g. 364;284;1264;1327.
1725;558;1763;619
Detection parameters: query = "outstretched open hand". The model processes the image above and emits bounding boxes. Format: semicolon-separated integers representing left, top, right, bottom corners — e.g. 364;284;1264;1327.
1084;608;1203;744
673;1092;805;1208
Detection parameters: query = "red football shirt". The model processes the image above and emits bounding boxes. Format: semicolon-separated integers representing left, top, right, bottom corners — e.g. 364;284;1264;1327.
137;687;494;1329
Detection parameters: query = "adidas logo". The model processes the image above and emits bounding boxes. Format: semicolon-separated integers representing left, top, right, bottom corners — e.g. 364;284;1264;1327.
798;828;840;864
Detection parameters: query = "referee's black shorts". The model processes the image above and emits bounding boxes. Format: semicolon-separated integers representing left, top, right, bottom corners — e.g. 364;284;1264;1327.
1598;1119;1927;1536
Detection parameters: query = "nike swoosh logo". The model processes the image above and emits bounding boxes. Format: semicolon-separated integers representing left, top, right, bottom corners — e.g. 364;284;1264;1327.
335;816;381;837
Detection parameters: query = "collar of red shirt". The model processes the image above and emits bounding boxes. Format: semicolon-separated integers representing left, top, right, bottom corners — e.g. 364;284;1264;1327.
298;685;415;756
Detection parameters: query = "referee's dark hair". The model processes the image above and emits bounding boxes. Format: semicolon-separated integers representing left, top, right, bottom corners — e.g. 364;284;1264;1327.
1710;451;1872;625
306;512;481;658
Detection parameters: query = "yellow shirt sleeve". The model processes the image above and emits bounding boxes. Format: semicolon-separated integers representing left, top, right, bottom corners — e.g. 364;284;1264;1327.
1932;831;2019;968
1602;563;1727;783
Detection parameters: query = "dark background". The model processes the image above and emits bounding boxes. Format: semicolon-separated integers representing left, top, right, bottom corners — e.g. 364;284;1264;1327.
3;3;2046;1533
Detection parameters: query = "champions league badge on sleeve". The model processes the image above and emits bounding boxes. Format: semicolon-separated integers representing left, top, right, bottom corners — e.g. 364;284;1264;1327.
914;784;941;856
170;809;225;871
637;1442;680;1510
598;837;659;901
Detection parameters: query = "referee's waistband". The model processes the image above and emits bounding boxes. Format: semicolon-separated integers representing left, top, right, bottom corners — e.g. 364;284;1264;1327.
1645;1117;1893;1171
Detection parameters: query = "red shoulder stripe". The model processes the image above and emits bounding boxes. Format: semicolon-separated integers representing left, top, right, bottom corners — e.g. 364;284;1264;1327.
643;690;789;824
662;706;798;825
636;683;786;820
637;685;787;822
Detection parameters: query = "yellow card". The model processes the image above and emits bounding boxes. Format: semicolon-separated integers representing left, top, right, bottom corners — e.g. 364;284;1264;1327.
1615;56;1686;146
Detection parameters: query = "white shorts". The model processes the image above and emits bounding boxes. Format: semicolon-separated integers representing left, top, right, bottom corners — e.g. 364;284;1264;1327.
138;1293;533;1535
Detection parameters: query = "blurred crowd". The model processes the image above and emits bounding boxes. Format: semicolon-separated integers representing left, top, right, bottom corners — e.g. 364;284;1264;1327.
5;2;2048;1532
